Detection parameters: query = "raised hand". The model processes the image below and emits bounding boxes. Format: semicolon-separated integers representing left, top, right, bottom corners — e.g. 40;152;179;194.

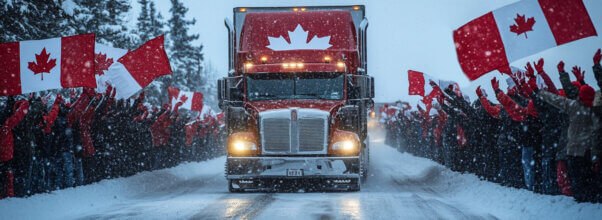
491;77;500;92
572;66;585;82
557;61;565;73
534;58;544;74
476;86;483;97
525;62;535;78
429;80;438;88
594;49;601;66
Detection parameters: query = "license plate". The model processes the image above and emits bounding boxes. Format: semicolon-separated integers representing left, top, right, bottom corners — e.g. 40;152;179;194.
286;169;303;177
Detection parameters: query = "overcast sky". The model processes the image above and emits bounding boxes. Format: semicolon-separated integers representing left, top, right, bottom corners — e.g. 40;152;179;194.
138;0;602;104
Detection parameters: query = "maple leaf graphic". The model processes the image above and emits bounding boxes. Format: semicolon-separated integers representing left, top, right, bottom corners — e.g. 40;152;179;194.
509;13;536;39
27;48;56;80
266;24;332;51
94;52;113;76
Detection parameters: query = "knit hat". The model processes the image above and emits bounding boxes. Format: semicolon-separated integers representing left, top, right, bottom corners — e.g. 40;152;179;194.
578;85;595;107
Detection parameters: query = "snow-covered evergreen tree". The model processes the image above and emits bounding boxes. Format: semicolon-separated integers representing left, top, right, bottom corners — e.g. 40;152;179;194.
71;0;136;49
167;0;204;93
0;0;73;43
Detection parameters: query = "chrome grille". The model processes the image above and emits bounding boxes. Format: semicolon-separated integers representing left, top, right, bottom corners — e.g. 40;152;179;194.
260;109;328;154
298;118;326;152
262;118;290;152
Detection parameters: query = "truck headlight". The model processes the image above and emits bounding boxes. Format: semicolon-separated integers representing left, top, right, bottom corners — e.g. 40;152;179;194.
233;141;257;151
331;140;356;151
329;130;360;155
228;132;259;155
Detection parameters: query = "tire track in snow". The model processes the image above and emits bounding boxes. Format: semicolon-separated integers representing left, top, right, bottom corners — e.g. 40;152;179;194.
190;193;275;220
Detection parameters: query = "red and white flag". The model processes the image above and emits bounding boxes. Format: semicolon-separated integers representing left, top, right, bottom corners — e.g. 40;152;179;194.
0;34;96;96
94;43;127;93
408;70;437;97
454;0;597;80
168;86;204;111
96;35;172;99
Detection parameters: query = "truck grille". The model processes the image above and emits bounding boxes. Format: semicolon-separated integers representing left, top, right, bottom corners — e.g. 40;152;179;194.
262;118;291;152
260;109;328;154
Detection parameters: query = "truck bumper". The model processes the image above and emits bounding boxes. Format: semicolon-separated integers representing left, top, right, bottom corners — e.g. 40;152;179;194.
226;156;360;191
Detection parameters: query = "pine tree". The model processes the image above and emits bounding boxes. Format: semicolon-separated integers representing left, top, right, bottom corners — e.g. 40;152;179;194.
149;1;165;38
164;0;204;102
71;0;136;48
136;0;151;43
0;0;73;43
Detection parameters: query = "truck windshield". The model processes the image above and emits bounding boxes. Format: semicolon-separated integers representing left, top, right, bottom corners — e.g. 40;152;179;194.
246;72;344;101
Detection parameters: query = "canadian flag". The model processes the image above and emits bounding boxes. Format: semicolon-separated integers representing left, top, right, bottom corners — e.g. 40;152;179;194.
0;34;96;96
95;35;172;99
168;86;203;111
454;0;597;80
408;70;437;97
94;43;127;93
408;70;457;97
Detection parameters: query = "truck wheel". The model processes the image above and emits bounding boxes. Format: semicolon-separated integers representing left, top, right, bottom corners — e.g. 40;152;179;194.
228;180;243;193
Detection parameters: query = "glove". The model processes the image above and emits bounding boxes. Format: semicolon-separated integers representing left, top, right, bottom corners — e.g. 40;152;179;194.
525;63;535;78
534;58;544;74
491;77;500;92
429;80;438;88
557;61;565;73
476;86;483;97
594;49;601;66
572;66;585;82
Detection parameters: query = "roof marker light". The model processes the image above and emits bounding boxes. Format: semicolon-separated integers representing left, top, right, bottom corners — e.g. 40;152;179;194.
239;8;247;12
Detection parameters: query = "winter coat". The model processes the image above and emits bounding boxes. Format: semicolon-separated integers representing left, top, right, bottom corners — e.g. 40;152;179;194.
538;90;600;159
0;101;29;162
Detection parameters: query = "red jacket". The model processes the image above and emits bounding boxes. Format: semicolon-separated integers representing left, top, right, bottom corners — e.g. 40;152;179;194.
79;105;96;157
0;101;29;162
479;96;501;119
496;91;537;122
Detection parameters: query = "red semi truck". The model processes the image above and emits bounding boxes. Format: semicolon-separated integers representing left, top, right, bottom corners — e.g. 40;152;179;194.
218;6;373;192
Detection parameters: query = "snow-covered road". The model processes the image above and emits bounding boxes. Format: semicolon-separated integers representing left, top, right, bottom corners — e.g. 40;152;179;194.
1;128;601;220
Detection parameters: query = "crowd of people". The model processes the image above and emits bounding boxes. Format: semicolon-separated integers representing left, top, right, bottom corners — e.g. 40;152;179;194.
381;49;602;203
0;86;224;199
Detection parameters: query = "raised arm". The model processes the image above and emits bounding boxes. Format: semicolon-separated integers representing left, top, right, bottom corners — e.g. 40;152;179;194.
476;86;500;119
557;61;579;100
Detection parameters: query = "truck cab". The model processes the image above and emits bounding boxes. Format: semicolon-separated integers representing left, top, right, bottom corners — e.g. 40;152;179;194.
218;6;373;192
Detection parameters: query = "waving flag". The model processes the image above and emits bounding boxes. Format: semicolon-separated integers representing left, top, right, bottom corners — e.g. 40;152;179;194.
168;86;204;112
0;34;96;96
96;35;172;99
94;43;127;93
408;70;436;97
454;0;597;80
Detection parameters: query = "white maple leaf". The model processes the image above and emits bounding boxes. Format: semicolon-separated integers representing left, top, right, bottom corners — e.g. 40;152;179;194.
266;24;332;51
